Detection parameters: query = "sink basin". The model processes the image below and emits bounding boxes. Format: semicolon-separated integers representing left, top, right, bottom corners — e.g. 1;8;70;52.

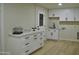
12;32;23;35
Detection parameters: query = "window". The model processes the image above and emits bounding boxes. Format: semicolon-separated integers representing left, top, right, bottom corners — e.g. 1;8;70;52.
39;14;43;26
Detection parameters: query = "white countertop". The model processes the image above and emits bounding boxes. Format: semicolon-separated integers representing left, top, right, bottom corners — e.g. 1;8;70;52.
9;30;45;38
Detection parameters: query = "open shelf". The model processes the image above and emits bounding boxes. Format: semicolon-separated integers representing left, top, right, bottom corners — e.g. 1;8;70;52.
48;17;60;20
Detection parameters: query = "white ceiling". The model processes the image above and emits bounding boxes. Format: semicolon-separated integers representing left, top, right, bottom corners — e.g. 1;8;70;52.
36;3;79;9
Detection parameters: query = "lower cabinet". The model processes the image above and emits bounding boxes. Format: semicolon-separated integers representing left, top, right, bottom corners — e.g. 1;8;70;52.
9;32;44;55
47;29;59;40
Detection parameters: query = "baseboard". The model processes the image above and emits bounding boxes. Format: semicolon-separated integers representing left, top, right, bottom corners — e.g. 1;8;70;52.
59;39;79;42
47;39;79;42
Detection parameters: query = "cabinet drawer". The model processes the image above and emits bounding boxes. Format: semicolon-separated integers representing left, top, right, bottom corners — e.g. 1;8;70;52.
24;36;30;39
23;36;33;43
24;42;30;46
24;49;31;55
23;44;31;54
24;40;33;47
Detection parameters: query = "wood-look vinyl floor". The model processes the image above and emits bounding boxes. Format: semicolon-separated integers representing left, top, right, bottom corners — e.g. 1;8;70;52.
32;40;79;55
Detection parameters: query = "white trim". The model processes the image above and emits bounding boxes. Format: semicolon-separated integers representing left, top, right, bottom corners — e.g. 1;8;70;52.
1;3;5;52
59;39;79;42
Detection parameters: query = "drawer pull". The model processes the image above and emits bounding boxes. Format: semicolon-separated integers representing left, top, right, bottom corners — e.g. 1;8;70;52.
34;35;37;37
40;33;42;35
65;17;68;21
25;37;29;39
25;50;29;53
25;43;29;45
51;32;53;35
40;37;42;39
40;43;42;45
34;38;37;39
74;17;76;20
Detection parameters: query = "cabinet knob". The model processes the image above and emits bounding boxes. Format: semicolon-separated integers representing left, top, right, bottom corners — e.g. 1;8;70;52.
74;17;76;20
34;35;37;37
40;37;42;40
65;17;68;21
53;14;55;16
34;38;37;40
51;32;53;35
25;50;29;53
40;43;42;45
40;33;42;35
25;37;29;39
25;43;29;45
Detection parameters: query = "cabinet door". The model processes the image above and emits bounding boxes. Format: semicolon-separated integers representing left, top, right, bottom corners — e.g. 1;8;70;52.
53;30;59;40
50;31;54;39
60;9;67;21
31;34;41;52
60;9;74;21
32;41;40;52
8;37;26;55
66;9;74;21
47;30;52;39
59;26;76;40
48;10;53;17
74;8;79;21
49;9;61;17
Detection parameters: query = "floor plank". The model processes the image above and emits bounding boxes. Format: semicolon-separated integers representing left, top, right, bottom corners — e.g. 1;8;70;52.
31;40;79;55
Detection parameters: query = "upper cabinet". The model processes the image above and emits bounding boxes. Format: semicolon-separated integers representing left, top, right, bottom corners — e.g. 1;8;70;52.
48;9;61;17
60;9;74;21
74;8;79;21
48;8;79;21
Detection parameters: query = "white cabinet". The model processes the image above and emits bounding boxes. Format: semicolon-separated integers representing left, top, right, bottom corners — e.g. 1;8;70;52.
47;29;59;40
48;9;61;17
74;8;79;21
9;31;44;55
59;9;66;21
8;35;33;55
65;9;74;21
47;30;52;39
31;33;42;52
49;9;74;21
60;9;74;21
53;29;59;40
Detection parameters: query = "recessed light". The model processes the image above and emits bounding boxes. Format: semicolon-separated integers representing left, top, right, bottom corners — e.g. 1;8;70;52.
58;3;62;6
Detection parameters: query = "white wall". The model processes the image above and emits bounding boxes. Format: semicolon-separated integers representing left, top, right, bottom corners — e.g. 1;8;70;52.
0;3;2;52
0;4;4;53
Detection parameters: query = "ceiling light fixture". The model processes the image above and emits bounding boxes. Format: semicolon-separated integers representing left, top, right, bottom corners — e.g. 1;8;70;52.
58;3;62;6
